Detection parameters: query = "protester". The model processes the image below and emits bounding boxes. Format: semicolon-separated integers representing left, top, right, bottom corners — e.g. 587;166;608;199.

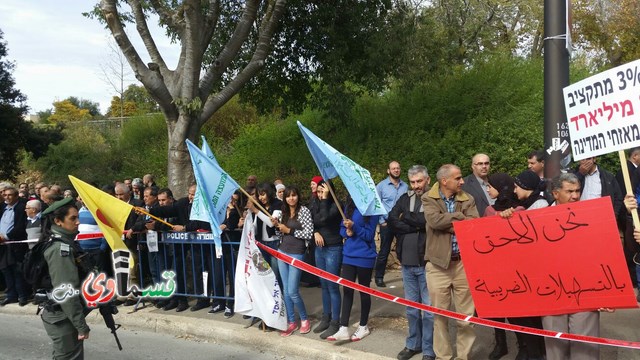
496;170;549;359
311;179;343;338
249;183;283;286
484;173;523;359
152;188;178;309
116;182;144;306
422;164;478;359
122;178;132;192
375;161;408;287
302;176;323;287
462;153;493;216
131;187;164;293
131;178;144;200
527;150;546;179
275;183;285;201
220;190;247;318
246;175;258;194
327;196;379;342
77;197;110;275
143;174;156;187
148;185;200;312
616;147;640;290
18;189;29;199
511;170;548;211
542;173;603;360
273;186;314;337
388;165;435;360
0;186;29;306
25;199;43;245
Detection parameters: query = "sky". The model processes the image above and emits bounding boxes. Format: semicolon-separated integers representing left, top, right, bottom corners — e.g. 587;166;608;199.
0;1;179;115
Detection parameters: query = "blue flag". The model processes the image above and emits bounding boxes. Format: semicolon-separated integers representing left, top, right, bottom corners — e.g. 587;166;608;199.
186;139;241;257
200;135;220;167
190;136;219;223
297;121;386;216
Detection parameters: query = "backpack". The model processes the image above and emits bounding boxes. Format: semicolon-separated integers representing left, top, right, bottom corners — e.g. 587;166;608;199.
21;238;62;290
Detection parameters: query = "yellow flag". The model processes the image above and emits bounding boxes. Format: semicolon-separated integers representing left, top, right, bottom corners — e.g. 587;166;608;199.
69;175;131;256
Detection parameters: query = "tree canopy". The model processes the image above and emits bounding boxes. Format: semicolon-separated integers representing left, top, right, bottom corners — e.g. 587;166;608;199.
84;0;407;196
0;29;63;180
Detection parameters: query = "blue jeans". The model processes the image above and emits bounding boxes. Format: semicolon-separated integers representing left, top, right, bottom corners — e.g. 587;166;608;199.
148;248;165;285
315;245;342;321
402;265;435;357
1;263;26;300
278;250;307;323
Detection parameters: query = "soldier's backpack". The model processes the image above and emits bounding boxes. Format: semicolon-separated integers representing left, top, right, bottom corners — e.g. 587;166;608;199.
21;238;62;290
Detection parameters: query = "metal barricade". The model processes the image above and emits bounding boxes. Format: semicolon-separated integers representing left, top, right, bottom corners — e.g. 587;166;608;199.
137;230;240;302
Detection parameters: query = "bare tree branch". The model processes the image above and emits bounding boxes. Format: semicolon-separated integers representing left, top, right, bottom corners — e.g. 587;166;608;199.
201;0;221;53
199;0;261;97
181;0;205;99
200;0;286;124
100;0;178;121
128;0;171;77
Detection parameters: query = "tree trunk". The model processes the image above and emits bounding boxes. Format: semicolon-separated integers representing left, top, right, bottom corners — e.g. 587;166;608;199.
166;112;200;198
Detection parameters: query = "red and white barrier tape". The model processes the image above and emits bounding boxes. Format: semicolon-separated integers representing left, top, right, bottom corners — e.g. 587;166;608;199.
256;241;640;350
1;232;107;245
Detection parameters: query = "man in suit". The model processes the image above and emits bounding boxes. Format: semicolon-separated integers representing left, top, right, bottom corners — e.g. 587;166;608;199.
148;184;220;313
462;153;494;217
0;186;29;306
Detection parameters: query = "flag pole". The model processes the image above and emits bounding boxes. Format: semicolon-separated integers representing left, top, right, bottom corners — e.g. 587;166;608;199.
133;208;175;228
238;187;271;217
325;181;347;222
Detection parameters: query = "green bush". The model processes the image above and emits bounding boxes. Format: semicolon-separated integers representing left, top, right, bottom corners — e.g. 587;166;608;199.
35;125;117;187
115;114;168;185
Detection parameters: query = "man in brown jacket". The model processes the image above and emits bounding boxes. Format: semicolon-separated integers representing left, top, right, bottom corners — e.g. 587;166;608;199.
422;164;479;359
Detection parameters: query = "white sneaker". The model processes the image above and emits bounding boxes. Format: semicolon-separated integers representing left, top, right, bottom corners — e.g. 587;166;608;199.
350;325;370;341
327;326;350;341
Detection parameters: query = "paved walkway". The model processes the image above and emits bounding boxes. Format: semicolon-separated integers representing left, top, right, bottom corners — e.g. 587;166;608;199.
2;270;640;359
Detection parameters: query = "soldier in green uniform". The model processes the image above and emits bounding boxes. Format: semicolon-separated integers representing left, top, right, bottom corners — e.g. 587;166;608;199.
40;198;90;359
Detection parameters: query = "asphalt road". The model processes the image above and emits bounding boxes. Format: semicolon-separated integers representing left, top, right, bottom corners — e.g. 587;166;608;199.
0;312;297;360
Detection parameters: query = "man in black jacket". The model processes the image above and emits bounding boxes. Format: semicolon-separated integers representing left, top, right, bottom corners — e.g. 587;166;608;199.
148;184;224;313
573;157;623;217
115;183;144;306
0;186;29;306
615;147;640;287
389;165;435;360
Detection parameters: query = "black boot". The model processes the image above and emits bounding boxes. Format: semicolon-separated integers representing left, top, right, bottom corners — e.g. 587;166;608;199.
514;331;528;360
514;344;528;360
320;320;340;339
489;329;508;360
314;314;331;333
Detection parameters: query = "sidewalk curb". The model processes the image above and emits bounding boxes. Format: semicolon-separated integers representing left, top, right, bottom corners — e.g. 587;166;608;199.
0;304;393;360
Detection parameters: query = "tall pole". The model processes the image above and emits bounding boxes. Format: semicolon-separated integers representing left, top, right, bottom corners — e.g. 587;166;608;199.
544;0;571;178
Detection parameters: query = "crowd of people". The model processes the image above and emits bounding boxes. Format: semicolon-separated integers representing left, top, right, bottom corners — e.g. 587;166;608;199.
1;147;639;360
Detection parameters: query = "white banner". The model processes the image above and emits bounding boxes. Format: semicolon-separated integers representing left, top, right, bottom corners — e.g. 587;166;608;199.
563;59;640;160
233;214;287;330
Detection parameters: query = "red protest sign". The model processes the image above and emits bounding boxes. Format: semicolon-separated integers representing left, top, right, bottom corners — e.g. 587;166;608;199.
453;197;637;318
